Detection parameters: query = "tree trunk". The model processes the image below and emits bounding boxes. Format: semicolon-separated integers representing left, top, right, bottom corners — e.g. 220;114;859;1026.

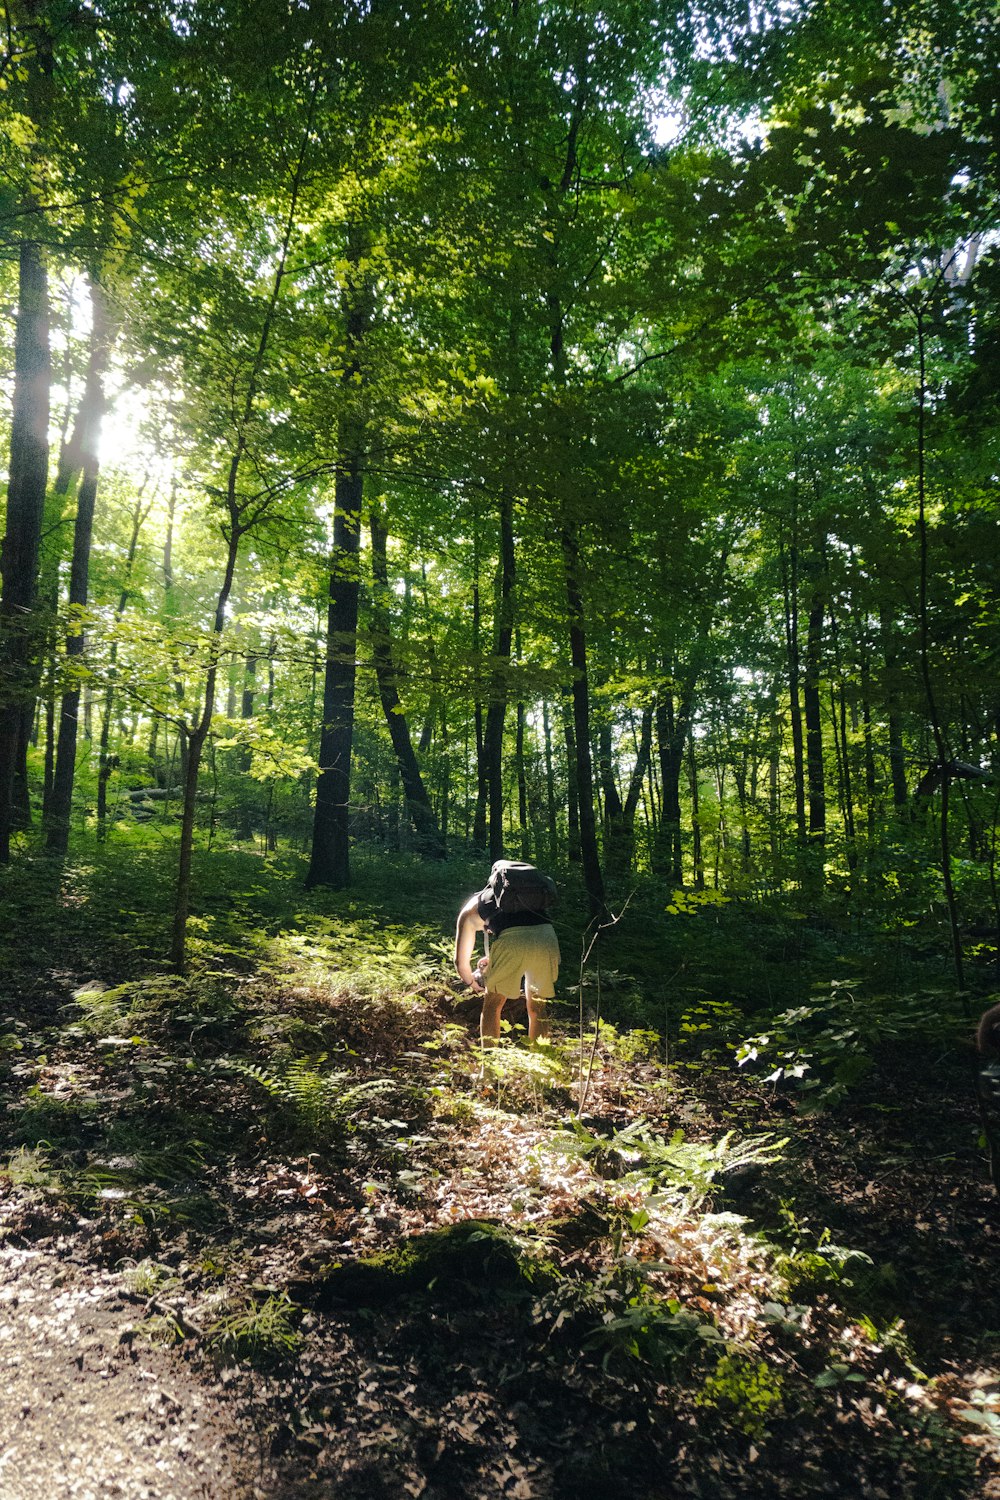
913;309;964;990
96;488;151;837
859;651;878;838
367;505;444;859
42;653;56;818
437;702;450;844
173;96;314;963
540;114;603;912
622;702;654;872
654;684;692;885
562;701;581;863
542;699;558;867
39;575;59;822
601;700;653;877
234;651;258;842
515;699;528;854
484;487;515;862
597;716;623;852
416;566;442;759
688;730;704;889
46;278;113;855
170;524;241;968
879;606;909;815
780;536;807;847
471;529;488;848
803;590;826;844
161;476;190;792
0;240;50;861
562;526;605;920
306;431;364;889
801;577;827;895
306;219;371;890
769;712;781;876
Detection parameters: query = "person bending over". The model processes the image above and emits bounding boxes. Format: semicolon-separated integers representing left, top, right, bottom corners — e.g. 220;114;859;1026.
454;871;560;1048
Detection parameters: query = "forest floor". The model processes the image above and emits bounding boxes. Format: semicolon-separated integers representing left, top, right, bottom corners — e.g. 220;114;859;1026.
1;847;999;1499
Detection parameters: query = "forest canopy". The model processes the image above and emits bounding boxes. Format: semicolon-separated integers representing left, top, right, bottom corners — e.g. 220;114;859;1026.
0;0;997;971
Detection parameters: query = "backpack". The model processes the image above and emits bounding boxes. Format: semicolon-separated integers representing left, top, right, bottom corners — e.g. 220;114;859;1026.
485;860;557;917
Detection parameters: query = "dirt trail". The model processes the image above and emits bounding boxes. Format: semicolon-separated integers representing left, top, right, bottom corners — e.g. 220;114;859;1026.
0;1244;274;1500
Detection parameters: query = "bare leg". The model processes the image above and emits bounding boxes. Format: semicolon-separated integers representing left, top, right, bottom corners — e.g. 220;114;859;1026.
526;993;549;1041
480;989;506;1047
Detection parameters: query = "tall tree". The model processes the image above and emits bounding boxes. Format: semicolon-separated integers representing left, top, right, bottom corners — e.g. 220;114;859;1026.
45;276;114;853
0;1;53;859
306;224;371;891
366;501;445;860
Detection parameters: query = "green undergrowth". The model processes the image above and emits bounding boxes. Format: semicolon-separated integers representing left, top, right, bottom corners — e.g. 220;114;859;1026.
733;978;974;1111
0;837;990;1496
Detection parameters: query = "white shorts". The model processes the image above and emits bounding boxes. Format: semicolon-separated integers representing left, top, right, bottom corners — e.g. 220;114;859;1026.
487;924;560;1000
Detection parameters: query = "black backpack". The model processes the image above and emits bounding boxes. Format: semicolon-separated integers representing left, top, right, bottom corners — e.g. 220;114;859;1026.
485;860;557;917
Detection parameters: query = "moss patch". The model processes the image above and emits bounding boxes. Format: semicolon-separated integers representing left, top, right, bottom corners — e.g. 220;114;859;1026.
304;1218;547;1308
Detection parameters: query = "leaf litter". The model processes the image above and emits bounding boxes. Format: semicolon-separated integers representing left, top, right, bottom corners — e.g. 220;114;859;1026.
0;966;998;1498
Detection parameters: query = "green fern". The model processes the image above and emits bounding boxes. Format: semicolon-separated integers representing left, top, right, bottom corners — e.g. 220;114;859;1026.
274;919;438;996
554;1118;785;1209
220;1054;349;1135
218;1053;417;1145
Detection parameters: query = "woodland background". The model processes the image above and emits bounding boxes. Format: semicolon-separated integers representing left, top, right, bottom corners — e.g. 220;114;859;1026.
1;3;1000;1497
0;0;996;959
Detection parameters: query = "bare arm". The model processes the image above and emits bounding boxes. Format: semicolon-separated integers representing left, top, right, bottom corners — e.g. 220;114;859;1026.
454;893;485;987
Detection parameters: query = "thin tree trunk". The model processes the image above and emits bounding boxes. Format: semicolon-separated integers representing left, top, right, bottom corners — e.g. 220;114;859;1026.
484;486;515;862
913;306;964;990
623;703;654;870
780;536;807;848
42;655;56;817
688;730;703;889
859;651;878;839
542;106;603;915
416;575;441;758
367;505;444;859
233;651;257;841
836;682;858;865
769;712;781;876
562;526;605;919
654;685;692;885
590;736;603;828
46;277;113;854
161;475;189;791
97;486;152;836
437;701;450;843
713;759;726;889
241;655;257;719
471;526;488;848
515;699;528;853
543;699;558;867
173;90;315;962
601;700;653;877
803;589;826;845
40;576;59;822
562;701;581;863
597;715;624;862
880;605;909;815
170;522;241;967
